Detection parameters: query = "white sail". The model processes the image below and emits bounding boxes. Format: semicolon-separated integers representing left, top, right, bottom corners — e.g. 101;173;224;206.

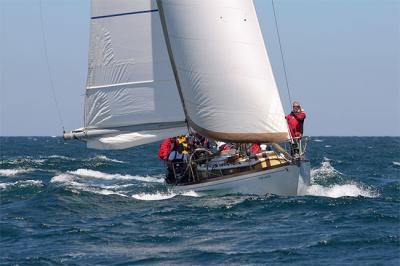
157;0;289;143
66;0;186;149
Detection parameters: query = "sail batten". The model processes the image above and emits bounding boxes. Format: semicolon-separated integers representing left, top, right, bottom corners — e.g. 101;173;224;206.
91;9;159;20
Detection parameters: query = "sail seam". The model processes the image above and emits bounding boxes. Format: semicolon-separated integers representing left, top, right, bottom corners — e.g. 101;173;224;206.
91;9;158;20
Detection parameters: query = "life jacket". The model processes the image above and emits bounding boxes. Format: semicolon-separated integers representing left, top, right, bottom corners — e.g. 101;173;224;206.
158;138;173;160
250;143;261;154
286;111;306;138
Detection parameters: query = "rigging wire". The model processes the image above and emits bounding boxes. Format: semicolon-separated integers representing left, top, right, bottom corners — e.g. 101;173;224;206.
271;0;292;105
39;0;65;132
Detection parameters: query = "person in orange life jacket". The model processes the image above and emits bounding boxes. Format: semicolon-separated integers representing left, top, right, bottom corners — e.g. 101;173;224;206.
286;101;306;138
165;143;188;184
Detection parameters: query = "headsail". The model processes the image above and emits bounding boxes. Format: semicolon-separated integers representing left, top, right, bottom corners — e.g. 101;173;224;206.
157;0;289;143
64;0;186;149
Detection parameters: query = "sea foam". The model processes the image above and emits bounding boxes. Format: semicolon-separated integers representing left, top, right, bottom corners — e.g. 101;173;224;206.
0;180;43;189
90;155;126;164
68;169;163;183
310;158;341;181
0;168;34;177
131;190;200;201
51;173;127;197
300;183;378;198
299;159;378;198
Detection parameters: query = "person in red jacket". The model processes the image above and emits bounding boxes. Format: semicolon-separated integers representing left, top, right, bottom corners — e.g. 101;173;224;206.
286;101;306;138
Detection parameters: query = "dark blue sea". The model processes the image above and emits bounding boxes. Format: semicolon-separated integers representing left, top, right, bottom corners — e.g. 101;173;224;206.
0;137;399;265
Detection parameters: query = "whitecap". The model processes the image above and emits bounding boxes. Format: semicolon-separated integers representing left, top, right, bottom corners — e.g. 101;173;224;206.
131;189;200;201
89;155;126;164
299;182;378;198
131;191;176;201
324;145;332;148
99;184;135;190
0;158;45;166
311;159;341;181
180;190;201;197
393;161;400;166
73;186;127;197
48;155;74;160
0;180;43;189
50;173;127;197
0;168;34;177
68;169;163;183
51;173;75;183
313;139;324;142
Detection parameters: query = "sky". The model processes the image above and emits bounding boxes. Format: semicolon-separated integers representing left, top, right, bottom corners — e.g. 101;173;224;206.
0;0;399;137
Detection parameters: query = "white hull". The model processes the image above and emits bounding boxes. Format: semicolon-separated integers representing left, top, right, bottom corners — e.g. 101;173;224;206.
172;161;311;196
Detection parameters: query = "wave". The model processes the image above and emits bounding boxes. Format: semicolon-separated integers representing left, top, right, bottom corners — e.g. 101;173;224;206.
0;158;45;166
89;155;126;164
0;168;35;177
50;173;127;197
50;169;167;197
310;158;342;181
50;172;200;201
68;169;163;183
313;139;324;142
131;190;200;201
299;183;378;198
300;158;378;198
48;155;75;160
0;180;43;189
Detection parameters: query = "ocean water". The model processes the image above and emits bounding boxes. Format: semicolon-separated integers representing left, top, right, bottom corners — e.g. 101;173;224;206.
0;137;399;265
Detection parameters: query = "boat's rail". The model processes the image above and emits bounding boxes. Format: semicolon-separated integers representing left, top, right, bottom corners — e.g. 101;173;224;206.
274;136;309;159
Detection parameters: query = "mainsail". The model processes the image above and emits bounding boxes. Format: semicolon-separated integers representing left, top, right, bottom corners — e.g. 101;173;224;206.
64;0;186;149
157;0;289;143
65;0;290;149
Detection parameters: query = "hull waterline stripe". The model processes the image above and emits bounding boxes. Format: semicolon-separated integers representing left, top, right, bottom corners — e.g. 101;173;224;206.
91;9;159;20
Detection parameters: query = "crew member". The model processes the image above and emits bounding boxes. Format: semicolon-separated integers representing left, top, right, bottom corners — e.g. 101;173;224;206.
286;101;306;156
286;101;306;138
166;144;188;184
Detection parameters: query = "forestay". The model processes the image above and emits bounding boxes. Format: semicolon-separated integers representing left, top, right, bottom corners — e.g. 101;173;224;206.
157;0;289;143
65;0;186;150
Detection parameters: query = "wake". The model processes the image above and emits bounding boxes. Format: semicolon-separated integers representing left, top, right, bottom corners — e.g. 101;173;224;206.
131;190;200;201
298;158;378;198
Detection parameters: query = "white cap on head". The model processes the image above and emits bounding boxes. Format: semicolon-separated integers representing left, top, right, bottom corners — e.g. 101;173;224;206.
216;141;226;149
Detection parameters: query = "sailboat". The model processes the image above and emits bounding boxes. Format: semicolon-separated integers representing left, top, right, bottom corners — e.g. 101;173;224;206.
64;0;310;196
